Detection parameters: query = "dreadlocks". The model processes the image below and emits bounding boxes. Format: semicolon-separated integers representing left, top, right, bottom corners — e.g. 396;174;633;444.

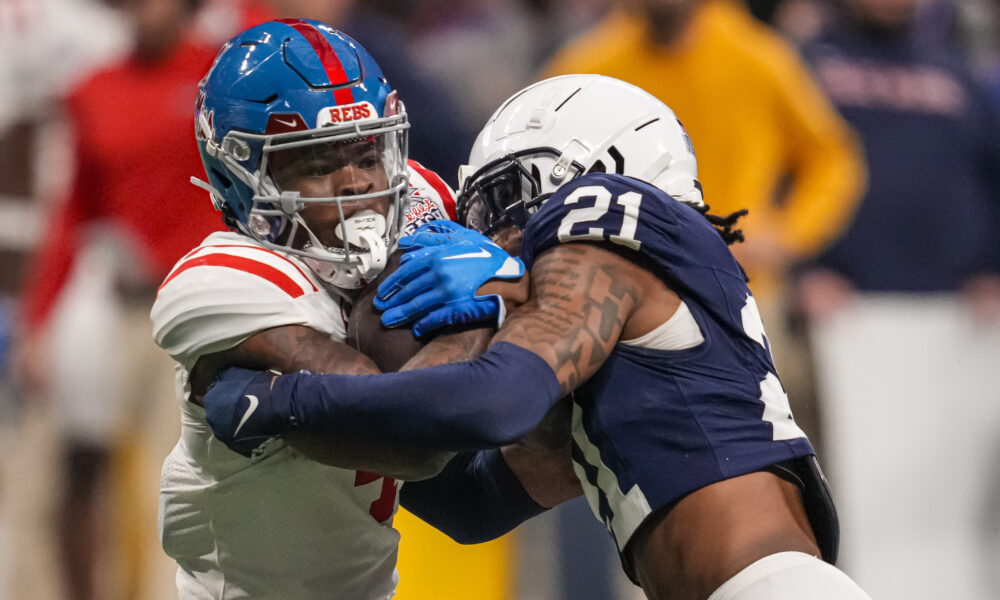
685;202;748;246
682;202;750;281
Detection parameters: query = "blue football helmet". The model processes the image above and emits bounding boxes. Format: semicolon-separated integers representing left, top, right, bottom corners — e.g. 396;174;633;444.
193;19;410;289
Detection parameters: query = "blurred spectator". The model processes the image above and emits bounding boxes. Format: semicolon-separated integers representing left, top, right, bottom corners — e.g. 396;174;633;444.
0;0;130;371
768;0;831;43
542;0;864;314
541;0;865;420
390;0;610;144
795;1;1000;598
0;2;129;598
0;0;130;135
912;0;1000;114
8;0;270;598
913;0;1000;74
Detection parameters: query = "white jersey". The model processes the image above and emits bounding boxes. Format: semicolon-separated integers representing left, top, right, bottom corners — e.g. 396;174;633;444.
151;161;455;600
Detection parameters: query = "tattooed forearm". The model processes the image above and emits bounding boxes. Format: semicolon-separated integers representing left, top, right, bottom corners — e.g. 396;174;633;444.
401;327;493;371
494;244;643;397
237;325;379;375
189;324;379;402
189;324;454;478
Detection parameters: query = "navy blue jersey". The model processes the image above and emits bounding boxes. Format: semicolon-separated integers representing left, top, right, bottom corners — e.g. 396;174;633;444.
522;173;815;553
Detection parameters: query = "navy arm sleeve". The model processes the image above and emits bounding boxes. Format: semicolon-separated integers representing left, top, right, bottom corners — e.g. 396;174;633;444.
400;448;547;543
273;342;561;451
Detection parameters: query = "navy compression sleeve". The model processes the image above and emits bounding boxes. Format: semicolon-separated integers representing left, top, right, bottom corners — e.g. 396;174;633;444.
273;342;561;451
400;448;546;543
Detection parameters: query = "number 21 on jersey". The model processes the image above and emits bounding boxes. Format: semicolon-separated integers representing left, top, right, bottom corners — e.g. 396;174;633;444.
557;185;642;250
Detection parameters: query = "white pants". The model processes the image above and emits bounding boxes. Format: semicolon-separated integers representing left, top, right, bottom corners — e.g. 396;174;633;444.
810;294;1000;600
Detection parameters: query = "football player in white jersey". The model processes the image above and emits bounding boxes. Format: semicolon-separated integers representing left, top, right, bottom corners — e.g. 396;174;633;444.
150;19;545;599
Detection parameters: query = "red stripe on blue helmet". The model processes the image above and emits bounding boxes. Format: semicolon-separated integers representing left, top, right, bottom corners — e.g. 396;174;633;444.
278;18;355;106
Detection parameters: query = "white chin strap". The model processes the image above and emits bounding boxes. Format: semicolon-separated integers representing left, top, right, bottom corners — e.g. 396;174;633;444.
304;210;389;289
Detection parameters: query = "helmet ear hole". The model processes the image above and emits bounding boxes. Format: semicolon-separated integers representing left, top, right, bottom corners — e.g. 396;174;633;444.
662;175;704;207
210;167;234;191
219;203;243;231
530;163;542;189
209;167;246;227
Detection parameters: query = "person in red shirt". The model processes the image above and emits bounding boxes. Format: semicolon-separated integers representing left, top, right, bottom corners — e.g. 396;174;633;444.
12;0;271;598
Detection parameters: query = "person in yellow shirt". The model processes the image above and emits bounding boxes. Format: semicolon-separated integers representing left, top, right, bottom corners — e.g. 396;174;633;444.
542;0;866;442
544;0;864;297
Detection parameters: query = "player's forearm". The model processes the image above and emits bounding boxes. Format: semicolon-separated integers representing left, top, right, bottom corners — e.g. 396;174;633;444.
197;325;457;476
270;342;561;450
501;442;582;509
490;244;641;397
478;274;531;312
246;326;381;376
400;327;493;371
500;397;582;508
400;448;547;543
190;324;380;403
284;431;453;481
243;329;454;477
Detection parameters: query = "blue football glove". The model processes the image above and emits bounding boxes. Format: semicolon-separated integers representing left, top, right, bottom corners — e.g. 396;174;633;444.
397;219;484;250
375;221;525;337
202;367;290;457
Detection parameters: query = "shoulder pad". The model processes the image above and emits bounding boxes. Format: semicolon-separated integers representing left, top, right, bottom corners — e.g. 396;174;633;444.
152;235;342;369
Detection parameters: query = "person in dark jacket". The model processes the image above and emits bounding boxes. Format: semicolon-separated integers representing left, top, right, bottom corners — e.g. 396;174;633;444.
795;1;1000;598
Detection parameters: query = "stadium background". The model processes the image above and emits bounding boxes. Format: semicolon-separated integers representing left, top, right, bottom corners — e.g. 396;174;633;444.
1;0;999;598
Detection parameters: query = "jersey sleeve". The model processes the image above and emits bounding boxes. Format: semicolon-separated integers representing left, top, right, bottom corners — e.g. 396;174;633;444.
151;236;344;371
403;159;457;233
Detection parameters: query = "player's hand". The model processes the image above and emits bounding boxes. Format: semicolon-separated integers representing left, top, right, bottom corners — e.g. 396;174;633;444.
375;221;525;337
395;219;484;250
963;274;1000;324
8;332;49;399
794;269;855;321
203;367;287;457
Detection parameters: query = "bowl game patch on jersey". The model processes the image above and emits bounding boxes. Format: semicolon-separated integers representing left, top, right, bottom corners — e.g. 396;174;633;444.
404;159;456;234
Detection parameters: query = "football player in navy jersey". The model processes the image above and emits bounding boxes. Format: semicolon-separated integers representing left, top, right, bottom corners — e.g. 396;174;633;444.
203;75;872;600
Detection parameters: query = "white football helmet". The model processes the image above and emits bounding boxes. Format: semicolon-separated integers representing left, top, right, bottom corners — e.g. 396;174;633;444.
457;74;702;234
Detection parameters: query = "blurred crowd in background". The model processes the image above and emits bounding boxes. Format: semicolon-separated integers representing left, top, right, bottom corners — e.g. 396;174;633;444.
0;0;999;599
